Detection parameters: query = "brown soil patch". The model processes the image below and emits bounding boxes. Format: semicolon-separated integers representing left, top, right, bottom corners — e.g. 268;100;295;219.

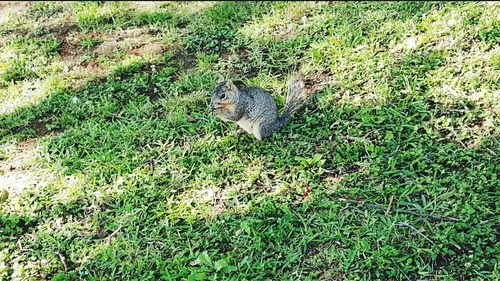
93;27;164;57
131;42;165;56
0;2;31;45
0;139;47;197
57;27;167;90
4;139;37;171
55;28;73;59
10;116;63;138
0;1;31;25
304;71;339;95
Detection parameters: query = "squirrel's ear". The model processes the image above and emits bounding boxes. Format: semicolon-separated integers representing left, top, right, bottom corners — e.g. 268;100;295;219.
217;75;225;84
225;80;237;91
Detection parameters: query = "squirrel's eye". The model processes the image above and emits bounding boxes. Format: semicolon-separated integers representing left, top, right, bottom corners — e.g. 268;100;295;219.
220;93;227;100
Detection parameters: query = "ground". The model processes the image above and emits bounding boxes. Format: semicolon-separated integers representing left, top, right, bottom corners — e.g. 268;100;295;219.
0;1;499;280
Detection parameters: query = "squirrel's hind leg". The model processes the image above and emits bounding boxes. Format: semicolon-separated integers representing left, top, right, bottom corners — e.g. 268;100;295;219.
254;122;273;141
255;116;289;141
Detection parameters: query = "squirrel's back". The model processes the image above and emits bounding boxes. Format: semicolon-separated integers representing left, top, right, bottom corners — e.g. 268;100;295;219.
241;86;278;116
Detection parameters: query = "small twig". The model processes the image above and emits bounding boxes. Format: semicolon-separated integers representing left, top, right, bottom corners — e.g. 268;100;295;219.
395;222;436;245
338;198;458;222
486;148;497;156
322;168;335;174
451;129;467;149
390;258;411;281
105;225;122;240
445;109;467;113
96;225;123;242
54;249;68;271
385;195;394;215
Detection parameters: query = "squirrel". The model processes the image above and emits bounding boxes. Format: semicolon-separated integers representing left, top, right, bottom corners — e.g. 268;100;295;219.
210;74;308;140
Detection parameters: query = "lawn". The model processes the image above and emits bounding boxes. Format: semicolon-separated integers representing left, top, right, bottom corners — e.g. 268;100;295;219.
0;1;499;280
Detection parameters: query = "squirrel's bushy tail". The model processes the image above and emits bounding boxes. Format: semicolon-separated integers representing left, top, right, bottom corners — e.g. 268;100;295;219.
282;73;307;118
257;73;309;139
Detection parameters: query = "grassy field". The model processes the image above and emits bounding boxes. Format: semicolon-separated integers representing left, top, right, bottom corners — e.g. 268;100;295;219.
0;1;499;280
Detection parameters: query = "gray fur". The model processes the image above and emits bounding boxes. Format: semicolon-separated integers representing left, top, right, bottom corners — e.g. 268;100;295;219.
210;75;307;140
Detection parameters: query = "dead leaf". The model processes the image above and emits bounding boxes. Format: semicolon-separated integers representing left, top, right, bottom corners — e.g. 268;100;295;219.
190;258;201;266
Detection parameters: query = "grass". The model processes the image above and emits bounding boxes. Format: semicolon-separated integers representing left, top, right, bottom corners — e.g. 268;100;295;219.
0;1;499;280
